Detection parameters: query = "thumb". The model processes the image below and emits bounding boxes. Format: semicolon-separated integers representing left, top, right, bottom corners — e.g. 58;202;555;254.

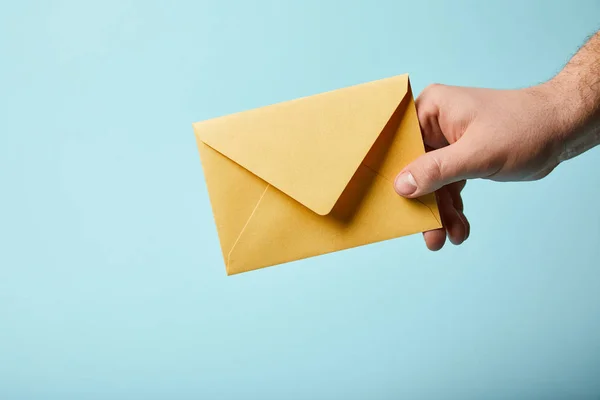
394;143;474;198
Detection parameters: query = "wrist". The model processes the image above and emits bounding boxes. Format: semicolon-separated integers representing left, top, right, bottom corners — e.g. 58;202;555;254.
539;73;600;161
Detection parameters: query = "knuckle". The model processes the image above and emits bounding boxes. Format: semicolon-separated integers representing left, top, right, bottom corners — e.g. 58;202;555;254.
422;83;444;99
417;84;447;120
416;106;433;131
425;83;441;92
422;156;444;183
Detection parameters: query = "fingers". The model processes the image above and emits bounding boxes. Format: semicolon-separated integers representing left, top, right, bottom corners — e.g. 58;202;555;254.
394;143;473;198
422;184;470;250
438;186;468;245
448;180;466;211
423;229;446;251
416;84;451;149
456;208;470;242
447;181;469;241
405;83;474;249
398;83;484;198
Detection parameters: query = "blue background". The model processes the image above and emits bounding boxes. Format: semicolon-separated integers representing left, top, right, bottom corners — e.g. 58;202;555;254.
2;1;600;399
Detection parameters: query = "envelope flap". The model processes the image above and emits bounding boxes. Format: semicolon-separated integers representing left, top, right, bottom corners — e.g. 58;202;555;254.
194;75;409;215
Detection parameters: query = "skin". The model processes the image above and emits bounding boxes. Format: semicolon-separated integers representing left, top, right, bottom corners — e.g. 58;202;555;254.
394;32;600;250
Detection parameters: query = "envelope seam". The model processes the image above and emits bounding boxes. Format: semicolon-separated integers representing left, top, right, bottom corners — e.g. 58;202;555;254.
361;164;442;226
361;163;393;183
227;184;270;270
414;198;442;226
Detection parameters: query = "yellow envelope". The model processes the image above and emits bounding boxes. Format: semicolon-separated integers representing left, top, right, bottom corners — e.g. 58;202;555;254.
193;74;442;275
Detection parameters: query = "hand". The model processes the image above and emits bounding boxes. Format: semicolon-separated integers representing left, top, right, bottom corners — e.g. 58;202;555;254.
394;82;569;250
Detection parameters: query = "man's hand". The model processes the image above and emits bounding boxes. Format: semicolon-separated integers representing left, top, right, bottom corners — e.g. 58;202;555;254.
395;32;600;251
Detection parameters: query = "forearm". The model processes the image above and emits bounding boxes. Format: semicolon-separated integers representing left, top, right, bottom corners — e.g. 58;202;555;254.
549;31;600;161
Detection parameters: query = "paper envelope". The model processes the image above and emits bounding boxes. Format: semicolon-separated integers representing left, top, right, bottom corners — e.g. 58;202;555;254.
193;74;442;275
